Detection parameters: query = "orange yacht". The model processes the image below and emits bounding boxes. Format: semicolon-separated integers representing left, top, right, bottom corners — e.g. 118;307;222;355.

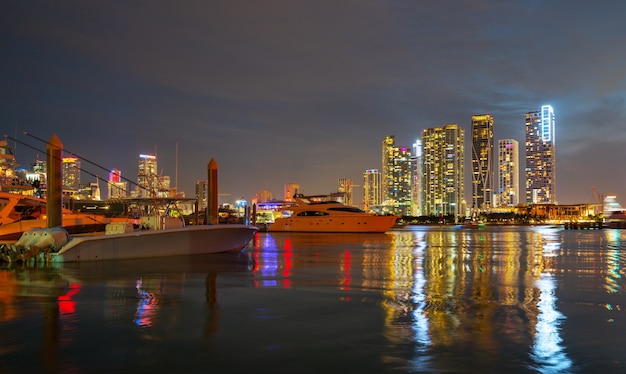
267;194;398;233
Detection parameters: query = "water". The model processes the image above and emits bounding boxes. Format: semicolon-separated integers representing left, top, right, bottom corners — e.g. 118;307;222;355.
1;226;625;373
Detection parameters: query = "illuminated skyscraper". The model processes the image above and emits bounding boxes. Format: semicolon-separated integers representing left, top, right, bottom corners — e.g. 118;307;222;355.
525;105;556;204
195;179;208;211
381;135;395;201
497;139;519;207
107;168;127;199
338;178;354;206
411;139;422;216
62;157;81;190
421;124;465;217
381;135;412;216
137;154;158;198
363;169;381;213
471;114;494;212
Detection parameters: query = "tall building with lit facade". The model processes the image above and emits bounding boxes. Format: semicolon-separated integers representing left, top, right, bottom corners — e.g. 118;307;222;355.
137;154;158;198
107;168;128;199
62;156;81;190
338;178;354;206
363;169;381;213
411;139;422;216
284;183;300;201
195;179;208;211
497;139;519;207
525;105;556;204
381;135;412;216
421;124;465;217
471;114;494;212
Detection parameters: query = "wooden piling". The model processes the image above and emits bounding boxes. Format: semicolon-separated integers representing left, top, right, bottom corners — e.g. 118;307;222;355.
207;158;218;225
46;134;63;228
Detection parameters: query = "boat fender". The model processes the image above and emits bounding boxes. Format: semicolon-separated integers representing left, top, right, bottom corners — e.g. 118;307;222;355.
33;227;69;251
15;228;45;249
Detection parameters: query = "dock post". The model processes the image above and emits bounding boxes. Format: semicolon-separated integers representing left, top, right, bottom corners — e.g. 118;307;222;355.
46;134;63;228
207;158;218;225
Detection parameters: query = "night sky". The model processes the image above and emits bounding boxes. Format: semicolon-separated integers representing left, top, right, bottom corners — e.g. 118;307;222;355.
2;1;625;206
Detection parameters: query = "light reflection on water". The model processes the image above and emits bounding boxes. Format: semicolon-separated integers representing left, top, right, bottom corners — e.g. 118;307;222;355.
1;226;626;373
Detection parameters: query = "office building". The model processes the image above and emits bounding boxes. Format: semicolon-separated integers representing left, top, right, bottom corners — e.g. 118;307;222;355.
62;156;81;190
107;168;128;199
137;154;158;198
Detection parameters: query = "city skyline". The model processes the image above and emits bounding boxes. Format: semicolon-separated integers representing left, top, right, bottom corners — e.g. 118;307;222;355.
2;1;625;205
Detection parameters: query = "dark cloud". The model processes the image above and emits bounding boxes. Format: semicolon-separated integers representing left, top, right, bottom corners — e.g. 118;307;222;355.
2;0;626;205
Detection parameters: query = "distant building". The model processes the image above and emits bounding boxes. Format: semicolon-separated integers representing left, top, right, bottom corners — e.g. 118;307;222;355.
471;114;494;212
411;139;422;216
381;135;412;216
108;168;127;199
337;178;354;206
421;124;465;217
363;169;381;213
62;156;81;190
255;189;273;203
137;154;158;198
525;105;556;204
497;139;519;207
284;183;300;201
195;179;208;211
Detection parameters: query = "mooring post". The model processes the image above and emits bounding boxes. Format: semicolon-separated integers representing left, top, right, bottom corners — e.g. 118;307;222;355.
207;158;218;225
46;134;63;228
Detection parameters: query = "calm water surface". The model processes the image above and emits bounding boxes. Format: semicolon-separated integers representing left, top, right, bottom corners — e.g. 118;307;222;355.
1;226;626;373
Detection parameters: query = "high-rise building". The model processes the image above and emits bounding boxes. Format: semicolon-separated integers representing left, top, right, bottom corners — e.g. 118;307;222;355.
363;169;381;213
497;139;519;207
62;156;81;190
137;154;158;198
421;124;465;217
255;189;273;203
471;114;494;212
525;105;556;204
411;139;422;216
195;179;208;211
284;183;300;201
107;168;127;199
381;135;395;201
381;135;412;216
338;178;354;206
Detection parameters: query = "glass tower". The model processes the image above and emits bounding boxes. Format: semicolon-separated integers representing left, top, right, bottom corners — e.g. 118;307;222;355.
471;114;494;212
381;135;412;216
525;105;556;204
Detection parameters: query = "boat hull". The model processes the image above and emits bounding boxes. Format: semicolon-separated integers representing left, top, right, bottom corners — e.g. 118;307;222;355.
267;215;397;233
50;224;257;262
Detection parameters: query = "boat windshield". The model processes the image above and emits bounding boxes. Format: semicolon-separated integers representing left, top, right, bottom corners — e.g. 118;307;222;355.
296;211;329;217
327;207;365;213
